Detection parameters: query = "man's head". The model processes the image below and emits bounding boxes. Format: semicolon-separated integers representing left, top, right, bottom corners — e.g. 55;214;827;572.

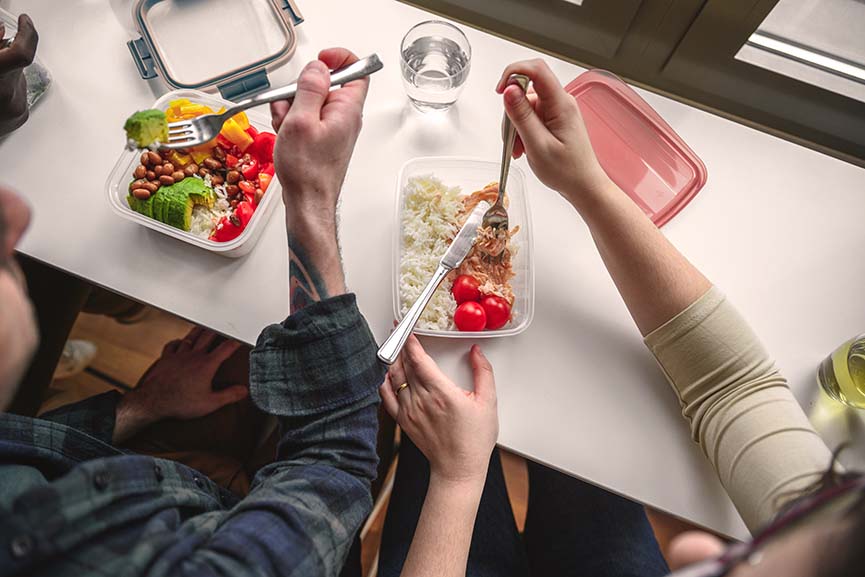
0;184;37;409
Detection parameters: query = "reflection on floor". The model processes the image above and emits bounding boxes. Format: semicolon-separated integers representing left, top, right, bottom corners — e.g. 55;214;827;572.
48;306;704;576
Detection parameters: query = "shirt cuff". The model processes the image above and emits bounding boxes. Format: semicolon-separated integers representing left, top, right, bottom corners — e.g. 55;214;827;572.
37;390;121;445
249;294;385;417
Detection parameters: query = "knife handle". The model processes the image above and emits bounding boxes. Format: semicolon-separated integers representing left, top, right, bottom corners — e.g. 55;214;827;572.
378;265;450;365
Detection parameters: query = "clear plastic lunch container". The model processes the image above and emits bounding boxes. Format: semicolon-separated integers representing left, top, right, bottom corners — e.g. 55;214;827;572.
105;89;281;258
127;0;303;99
393;157;535;338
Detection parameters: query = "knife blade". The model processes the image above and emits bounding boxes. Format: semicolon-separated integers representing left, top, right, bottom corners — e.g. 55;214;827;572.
441;200;490;270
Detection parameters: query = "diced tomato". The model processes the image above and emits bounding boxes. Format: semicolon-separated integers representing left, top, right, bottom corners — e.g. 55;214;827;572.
225;154;239;169
454;302;486;332
240;158;260;180
245;125;259;139
248;132;276;163
258;172;272;192
211;216;244;242
261;163;274;176
236;201;255;227
238;180;256;195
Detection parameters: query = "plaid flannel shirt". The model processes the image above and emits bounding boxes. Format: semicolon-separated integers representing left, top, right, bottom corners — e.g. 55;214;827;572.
0;294;384;577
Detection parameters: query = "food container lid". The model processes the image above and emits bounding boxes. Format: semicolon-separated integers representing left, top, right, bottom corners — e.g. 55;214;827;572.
127;0;303;100
564;70;708;227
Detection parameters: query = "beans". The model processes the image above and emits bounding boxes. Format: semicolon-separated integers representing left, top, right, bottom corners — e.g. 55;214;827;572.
254;189;264;205
212;146;226;160
132;188;151;200
147;151;162;165
226;184;239;196
226;170;240;184
133;165;147;179
163;162;174;174
130;179;148;191
154;165;164;176
159;175;175;186
141;182;158;193
229;199;239;208
184;164;199;177
198;167;211;177
211;175;224;186
171;171;185;182
146;170;156;181
202;158;222;170
140;152;151;166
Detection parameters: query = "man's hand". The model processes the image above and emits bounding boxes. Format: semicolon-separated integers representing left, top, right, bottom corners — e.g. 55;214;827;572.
380;336;499;485
113;327;248;443
269;48;370;313
0;14;38;137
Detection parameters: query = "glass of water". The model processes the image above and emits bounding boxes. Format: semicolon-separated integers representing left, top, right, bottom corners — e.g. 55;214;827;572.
400;20;471;112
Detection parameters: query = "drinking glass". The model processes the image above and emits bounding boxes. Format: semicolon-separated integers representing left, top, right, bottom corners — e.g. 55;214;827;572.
400;20;471;112
817;333;865;408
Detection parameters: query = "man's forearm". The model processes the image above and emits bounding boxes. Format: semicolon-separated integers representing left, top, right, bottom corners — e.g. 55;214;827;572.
285;210;346;314
400;474;486;577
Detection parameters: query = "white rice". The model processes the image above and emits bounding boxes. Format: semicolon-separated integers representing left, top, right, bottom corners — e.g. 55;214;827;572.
398;175;463;330
189;174;231;239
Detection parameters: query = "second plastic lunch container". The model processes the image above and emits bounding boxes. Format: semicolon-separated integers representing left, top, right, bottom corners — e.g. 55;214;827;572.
106;0;305;257
393;157;535;338
106;90;283;258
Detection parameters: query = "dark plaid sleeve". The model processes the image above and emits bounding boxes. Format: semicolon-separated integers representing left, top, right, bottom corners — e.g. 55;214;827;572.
37;390;121;445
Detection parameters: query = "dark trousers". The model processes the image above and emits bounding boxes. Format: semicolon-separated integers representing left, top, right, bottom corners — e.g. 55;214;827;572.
379;438;669;577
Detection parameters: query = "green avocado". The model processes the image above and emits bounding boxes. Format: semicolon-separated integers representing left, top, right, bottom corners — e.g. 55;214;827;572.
123;109;168;149
128;177;216;232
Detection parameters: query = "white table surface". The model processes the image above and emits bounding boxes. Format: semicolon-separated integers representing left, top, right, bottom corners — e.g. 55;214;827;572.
4;0;865;539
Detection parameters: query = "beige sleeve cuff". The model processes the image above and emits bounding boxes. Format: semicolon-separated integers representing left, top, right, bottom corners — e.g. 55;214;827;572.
644;287;832;531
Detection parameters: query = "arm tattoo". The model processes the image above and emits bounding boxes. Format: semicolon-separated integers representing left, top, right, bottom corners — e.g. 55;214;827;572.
288;233;330;314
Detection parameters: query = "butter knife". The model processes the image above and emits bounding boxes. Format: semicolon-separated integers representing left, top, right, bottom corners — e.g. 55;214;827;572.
378;200;491;365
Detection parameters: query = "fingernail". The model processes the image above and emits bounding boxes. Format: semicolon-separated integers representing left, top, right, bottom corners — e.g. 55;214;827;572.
504;86;524;105
305;60;328;75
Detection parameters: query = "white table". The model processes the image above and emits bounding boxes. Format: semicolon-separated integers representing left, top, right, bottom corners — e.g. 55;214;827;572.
4;0;865;539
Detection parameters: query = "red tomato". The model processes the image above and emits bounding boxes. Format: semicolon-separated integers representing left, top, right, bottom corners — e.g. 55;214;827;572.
480;295;511;330
236;201;255;227
211;216;243;242
225;154;239;169
451;275;481;304
260;162;275;176
240;158;260;180
238;180;256;195
244;125;259;139
248;132;277;163
454;301;486;332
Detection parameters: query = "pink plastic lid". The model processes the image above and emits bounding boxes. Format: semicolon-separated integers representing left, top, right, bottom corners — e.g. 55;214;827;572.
564;70;707;227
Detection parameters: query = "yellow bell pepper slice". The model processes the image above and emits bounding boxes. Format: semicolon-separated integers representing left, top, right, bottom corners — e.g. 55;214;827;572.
190;149;212;165
168;151;192;168
220;118;253;151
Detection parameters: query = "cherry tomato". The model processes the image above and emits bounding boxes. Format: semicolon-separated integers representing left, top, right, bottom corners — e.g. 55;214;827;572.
240;158;260;180
454;301;486;332
480;295;511;330
211;215;243;242
238;180;256;196
258;172;272;192
225;154;239;169
236;201;255;227
451;275;481;304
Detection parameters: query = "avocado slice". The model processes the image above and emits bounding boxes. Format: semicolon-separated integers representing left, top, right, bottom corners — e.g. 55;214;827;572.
127;194;154;219
128;177;216;232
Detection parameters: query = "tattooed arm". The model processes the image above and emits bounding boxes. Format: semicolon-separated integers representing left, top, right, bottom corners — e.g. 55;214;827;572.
270;48;369;313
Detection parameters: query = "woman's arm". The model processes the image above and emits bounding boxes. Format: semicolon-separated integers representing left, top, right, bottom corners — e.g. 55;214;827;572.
498;60;833;530
380;337;499;577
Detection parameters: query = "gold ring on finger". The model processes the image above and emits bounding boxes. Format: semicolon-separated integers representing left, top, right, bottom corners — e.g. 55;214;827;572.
396;382;409;396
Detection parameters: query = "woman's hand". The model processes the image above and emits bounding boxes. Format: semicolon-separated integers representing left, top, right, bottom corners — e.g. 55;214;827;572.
380;336;498;485
496;59;613;209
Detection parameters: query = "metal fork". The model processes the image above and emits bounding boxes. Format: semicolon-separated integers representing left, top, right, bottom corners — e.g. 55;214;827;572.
163;54;384;149
481;73;529;263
